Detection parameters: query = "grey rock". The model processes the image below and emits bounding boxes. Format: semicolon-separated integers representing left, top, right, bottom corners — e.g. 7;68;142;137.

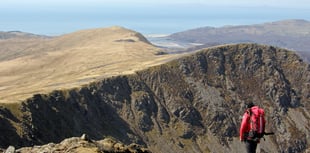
5;146;15;153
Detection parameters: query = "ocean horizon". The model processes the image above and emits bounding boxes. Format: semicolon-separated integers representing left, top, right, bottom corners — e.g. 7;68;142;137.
1;5;310;36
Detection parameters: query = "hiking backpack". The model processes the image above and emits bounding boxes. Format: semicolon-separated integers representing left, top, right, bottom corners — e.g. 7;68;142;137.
248;106;265;140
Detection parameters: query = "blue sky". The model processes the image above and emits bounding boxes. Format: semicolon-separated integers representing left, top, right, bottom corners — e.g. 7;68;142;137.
1;0;309;8
1;0;310;35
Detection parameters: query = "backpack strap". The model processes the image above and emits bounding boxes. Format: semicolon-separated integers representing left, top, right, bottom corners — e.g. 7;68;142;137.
246;108;255;130
246;108;252;116
258;109;263;134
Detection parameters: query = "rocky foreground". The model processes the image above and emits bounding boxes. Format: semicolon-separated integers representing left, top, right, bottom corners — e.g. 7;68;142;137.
1;134;150;153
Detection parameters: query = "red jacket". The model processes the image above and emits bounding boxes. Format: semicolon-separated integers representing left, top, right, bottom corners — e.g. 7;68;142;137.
239;106;266;140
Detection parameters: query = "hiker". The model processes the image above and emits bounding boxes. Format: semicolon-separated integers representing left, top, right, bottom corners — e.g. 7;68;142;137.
240;102;266;153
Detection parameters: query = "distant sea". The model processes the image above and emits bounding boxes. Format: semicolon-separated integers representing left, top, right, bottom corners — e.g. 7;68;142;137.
1;5;310;36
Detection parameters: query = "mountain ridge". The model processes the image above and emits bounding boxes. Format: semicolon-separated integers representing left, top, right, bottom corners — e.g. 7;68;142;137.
0;43;309;152
0;31;49;40
0;26;180;103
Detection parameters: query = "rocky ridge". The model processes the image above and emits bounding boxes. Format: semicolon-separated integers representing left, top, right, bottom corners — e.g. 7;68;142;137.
1;134;150;153
0;43;309;153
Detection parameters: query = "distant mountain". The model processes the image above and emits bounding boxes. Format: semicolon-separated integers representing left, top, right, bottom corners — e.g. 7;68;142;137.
0;31;52;62
168;19;310;54
0;31;49;40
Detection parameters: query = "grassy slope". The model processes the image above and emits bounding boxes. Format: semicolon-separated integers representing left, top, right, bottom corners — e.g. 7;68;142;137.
0;27;182;103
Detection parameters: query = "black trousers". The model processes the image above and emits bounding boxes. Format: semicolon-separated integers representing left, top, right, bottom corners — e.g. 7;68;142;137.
245;140;258;153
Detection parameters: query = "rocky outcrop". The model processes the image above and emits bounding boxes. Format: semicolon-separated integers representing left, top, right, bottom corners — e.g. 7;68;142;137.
6;134;150;153
0;44;309;153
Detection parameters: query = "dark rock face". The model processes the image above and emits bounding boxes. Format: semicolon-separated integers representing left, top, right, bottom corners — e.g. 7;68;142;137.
1;44;309;153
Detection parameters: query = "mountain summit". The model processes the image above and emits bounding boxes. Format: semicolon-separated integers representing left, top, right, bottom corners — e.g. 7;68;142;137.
0;27;178;103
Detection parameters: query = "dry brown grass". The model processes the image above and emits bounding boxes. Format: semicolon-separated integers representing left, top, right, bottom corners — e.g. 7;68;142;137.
0;27;183;103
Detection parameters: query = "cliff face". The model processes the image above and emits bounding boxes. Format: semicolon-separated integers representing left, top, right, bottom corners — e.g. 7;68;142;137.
1;44;309;153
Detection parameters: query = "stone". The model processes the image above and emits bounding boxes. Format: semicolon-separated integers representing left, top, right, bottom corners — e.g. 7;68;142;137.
80;133;89;141
5;146;15;153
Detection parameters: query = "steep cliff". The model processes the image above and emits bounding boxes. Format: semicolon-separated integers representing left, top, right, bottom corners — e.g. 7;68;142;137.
1;44;309;153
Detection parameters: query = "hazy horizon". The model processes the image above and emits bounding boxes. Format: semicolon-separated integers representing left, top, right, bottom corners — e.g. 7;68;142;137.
1;0;310;36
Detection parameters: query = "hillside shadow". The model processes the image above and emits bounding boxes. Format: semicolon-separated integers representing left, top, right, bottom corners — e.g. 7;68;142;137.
22;83;144;147
0;116;20;148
